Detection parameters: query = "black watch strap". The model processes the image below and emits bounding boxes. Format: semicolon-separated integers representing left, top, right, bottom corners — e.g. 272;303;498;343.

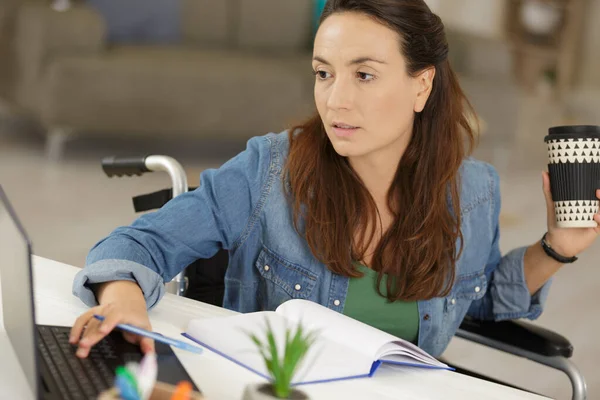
541;232;578;264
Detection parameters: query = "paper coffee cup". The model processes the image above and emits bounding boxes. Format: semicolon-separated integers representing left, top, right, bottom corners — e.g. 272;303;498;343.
545;125;600;228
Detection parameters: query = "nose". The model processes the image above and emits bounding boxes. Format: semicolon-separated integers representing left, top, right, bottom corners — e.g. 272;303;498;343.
325;76;355;111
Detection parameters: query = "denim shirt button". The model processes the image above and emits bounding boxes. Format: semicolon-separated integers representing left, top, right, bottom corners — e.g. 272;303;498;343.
294;284;301;291
264;265;270;272
474;286;481;293
423;314;430;321
451;298;456;305
334;299;341;306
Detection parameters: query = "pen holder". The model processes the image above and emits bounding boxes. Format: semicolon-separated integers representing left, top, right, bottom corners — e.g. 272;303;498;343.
97;381;204;400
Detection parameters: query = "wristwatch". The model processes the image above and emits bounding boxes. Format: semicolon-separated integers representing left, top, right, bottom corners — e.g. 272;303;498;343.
541;232;578;264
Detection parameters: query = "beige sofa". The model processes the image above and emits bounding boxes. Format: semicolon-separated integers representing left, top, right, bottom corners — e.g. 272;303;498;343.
9;0;315;159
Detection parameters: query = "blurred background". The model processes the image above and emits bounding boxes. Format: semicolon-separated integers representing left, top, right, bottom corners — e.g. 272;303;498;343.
0;0;599;398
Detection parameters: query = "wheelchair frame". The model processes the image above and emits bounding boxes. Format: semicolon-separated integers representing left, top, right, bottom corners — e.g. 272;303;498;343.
101;155;587;400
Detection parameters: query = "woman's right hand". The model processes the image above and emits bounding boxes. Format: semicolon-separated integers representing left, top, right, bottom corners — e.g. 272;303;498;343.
69;280;155;358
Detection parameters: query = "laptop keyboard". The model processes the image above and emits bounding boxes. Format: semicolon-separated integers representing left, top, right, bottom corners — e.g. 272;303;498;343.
37;325;124;400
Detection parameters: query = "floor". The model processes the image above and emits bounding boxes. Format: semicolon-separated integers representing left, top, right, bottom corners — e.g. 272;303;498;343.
0;77;598;399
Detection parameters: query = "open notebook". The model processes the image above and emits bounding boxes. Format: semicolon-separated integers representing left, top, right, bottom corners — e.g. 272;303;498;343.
182;299;451;385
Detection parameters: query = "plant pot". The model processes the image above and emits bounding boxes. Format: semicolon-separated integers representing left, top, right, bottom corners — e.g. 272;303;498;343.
242;383;310;400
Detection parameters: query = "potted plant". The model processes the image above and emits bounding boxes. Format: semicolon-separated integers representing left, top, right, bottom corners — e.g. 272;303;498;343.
242;319;317;400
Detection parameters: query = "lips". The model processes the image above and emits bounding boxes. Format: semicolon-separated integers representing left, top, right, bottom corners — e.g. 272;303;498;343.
333;122;358;129
332;122;360;138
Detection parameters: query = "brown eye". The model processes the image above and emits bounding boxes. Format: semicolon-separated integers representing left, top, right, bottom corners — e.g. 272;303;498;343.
314;70;332;80
357;72;375;81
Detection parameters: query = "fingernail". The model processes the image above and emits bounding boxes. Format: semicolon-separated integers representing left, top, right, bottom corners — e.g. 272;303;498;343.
76;348;86;358
69;336;75;344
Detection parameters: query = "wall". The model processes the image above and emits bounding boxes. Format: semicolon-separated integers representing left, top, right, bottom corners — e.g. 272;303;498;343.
425;0;507;40
0;0;18;101
425;0;512;80
580;0;600;88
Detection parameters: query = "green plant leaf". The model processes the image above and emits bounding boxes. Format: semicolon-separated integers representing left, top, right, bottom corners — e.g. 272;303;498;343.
265;319;283;385
247;316;319;399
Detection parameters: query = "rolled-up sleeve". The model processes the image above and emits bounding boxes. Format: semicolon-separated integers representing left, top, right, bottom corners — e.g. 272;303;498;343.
72;135;273;309
73;260;164;309
467;165;552;321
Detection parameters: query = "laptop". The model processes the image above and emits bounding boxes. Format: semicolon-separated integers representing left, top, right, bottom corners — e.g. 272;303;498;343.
0;186;200;399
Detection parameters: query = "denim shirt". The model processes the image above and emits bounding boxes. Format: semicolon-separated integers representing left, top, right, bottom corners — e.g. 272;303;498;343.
73;131;551;357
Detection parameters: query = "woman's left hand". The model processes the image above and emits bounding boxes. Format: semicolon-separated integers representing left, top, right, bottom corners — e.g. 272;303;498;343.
542;171;600;258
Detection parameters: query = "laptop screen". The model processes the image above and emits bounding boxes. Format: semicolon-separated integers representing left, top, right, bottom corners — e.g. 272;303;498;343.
0;187;39;396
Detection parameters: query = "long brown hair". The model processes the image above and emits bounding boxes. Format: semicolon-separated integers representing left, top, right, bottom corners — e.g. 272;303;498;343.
285;0;477;301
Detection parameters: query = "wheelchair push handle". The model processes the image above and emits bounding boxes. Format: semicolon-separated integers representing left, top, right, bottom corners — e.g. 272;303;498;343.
101;156;150;178
100;155;189;296
101;155;188;198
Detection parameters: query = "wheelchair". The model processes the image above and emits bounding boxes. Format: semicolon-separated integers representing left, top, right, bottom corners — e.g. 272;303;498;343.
101;155;587;400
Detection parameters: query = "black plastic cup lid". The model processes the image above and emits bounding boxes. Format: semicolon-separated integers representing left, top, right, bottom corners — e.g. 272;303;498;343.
549;125;600;135
545;125;600;142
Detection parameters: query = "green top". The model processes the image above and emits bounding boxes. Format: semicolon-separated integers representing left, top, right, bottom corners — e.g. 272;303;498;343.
343;264;419;344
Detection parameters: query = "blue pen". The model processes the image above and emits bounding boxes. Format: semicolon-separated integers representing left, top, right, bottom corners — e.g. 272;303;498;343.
93;315;203;354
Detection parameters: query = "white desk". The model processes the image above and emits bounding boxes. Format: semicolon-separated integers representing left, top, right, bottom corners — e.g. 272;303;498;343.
0;256;549;400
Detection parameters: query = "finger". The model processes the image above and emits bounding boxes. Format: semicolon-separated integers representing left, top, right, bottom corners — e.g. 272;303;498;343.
140;337;155;354
70;309;98;344
542;172;555;222
77;319;105;358
123;331;140;345
597;189;600;200
77;318;101;357
542;171;553;202
96;310;123;335
123;330;155;353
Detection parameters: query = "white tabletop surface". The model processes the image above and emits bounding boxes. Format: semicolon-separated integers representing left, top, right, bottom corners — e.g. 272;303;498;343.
0;256;549;399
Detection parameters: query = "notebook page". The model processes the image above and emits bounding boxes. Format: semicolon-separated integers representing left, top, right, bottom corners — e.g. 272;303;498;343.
276;299;445;367
276;299;398;360
378;341;446;366
186;311;375;383
379;353;447;368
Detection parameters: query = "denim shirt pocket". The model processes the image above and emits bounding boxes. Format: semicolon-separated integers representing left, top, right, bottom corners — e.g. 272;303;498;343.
255;245;318;310
452;272;487;301
444;272;487;323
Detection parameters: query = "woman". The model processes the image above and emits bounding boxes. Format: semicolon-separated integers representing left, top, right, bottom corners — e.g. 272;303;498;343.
70;0;600;359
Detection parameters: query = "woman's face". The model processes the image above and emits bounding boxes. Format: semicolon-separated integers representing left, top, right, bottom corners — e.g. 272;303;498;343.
313;12;433;161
